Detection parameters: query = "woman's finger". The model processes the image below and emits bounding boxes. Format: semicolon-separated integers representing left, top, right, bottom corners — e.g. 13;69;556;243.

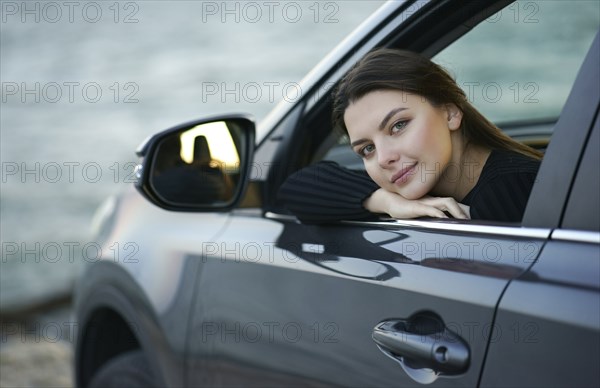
412;203;447;219
458;203;471;219
421;197;469;219
439;198;469;219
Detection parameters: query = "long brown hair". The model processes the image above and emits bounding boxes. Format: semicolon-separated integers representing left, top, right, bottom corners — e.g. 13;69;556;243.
332;48;542;160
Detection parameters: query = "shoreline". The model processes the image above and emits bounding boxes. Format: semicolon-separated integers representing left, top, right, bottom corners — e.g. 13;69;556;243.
0;292;73;323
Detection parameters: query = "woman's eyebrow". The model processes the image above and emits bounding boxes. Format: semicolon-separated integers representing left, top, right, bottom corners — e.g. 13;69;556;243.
379;107;407;130
350;138;368;148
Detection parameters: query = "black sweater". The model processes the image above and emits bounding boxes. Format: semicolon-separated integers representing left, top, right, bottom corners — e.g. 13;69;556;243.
278;150;540;223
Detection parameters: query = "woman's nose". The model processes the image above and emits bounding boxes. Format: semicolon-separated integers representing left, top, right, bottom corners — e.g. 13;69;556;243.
377;143;400;168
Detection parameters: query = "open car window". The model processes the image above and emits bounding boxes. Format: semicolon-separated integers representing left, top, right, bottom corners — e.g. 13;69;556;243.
321;1;599;168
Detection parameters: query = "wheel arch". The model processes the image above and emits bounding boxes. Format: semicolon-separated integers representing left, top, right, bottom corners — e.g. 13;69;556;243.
74;261;174;388
76;305;141;387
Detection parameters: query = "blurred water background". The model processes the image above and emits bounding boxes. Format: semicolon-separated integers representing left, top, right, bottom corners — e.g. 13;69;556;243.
1;0;386;315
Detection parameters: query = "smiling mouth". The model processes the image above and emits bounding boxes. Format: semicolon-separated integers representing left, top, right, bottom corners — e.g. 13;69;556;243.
391;163;417;184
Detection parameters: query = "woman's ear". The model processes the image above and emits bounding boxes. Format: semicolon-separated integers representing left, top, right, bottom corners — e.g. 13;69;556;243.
445;104;463;131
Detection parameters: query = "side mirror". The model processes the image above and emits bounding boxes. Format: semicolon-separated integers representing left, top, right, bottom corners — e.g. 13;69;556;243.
134;114;255;211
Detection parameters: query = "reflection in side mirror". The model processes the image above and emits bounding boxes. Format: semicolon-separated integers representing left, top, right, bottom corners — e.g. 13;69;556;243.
135;115;255;211
150;122;239;205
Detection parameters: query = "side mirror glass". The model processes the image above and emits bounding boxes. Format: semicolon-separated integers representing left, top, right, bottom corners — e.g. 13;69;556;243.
135;115;255;211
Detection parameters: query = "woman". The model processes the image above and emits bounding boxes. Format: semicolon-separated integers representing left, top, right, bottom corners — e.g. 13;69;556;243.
279;49;542;224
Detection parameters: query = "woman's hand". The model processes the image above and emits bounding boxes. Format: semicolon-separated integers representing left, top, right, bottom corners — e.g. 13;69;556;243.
363;188;470;219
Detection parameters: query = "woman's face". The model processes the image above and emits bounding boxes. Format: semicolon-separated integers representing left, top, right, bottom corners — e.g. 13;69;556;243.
345;90;462;200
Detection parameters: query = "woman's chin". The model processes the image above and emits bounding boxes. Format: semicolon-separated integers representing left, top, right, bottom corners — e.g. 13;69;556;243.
396;187;428;200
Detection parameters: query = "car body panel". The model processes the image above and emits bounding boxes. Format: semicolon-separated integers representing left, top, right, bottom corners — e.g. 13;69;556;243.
185;214;547;386
75;187;231;387
480;240;600;387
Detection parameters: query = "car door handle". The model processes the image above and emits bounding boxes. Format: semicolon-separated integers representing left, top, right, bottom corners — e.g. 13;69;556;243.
372;317;470;376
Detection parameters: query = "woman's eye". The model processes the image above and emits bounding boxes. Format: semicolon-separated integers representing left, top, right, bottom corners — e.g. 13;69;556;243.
360;144;375;157
391;120;408;134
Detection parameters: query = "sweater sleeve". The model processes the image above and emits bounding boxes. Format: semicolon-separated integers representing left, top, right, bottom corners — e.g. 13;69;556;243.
278;161;381;223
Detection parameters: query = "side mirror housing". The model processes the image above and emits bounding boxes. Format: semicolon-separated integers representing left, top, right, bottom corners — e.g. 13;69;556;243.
134;114;255;211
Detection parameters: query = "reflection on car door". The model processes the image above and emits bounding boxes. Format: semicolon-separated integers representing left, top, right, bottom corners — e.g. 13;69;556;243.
187;213;547;386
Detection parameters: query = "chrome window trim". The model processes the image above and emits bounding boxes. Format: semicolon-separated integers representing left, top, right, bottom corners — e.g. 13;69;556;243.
265;212;300;223
264;212;550;239
551;229;600;245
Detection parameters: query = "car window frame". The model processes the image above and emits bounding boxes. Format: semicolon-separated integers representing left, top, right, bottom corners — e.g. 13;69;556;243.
265;1;597;232
560;111;600;232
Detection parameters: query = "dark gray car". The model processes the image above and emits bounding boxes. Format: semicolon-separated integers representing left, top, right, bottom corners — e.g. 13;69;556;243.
74;1;600;387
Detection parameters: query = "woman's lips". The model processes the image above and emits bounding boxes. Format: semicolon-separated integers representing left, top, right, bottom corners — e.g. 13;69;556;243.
391;163;417;185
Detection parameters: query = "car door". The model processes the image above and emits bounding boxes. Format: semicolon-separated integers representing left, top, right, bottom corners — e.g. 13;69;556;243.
192;214;548;386
185;1;599;386
480;33;600;387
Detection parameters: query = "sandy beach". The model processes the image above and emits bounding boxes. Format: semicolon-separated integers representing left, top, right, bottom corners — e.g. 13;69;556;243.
1;305;73;388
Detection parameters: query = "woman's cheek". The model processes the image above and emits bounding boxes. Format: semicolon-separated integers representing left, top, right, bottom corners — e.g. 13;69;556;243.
365;163;389;190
